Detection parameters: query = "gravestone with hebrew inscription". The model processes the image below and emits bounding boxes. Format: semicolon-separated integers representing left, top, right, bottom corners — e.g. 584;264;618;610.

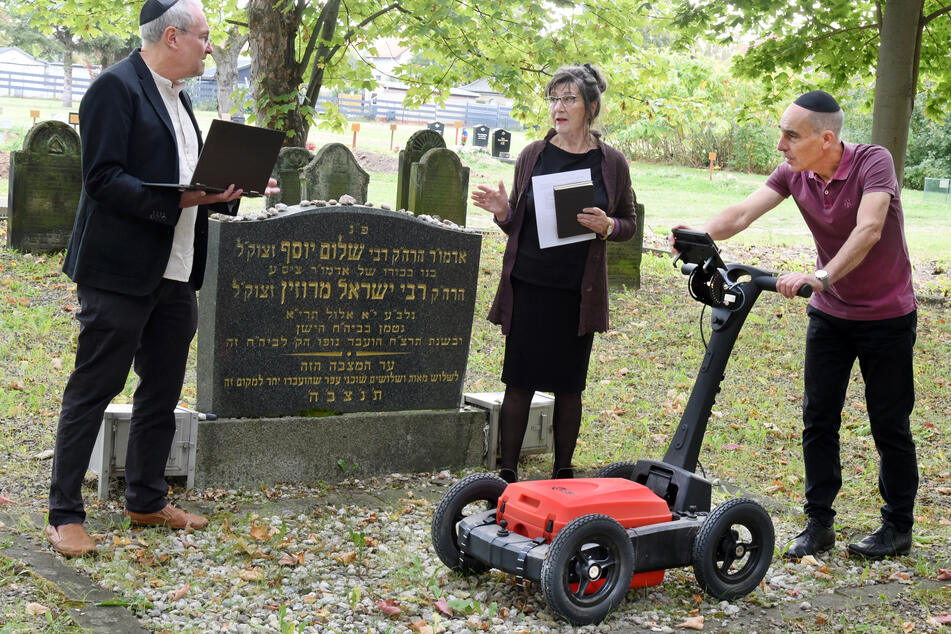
473;124;490;148
267;147;312;207
7;121;82;253
492;129;511;157
197;205;482;418
396;129;446;211
427;121;445;136
302;143;369;204
408;148;470;226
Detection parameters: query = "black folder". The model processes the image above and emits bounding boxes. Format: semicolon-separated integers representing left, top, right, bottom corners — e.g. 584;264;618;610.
552;180;595;238
144;119;284;197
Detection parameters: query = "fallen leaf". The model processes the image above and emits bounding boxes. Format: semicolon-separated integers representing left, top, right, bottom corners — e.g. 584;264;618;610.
51;358;63;370
33;449;54;460
409;620;433;634
435;597;453;617
332;551;356;565
901;622;914;632
722;443;741;451
0;493;15;505
676;615;704;630
937;568;951;581
936;487;951;495
170;583;189;601
930;614;951;624
9;380;25;391
364;536;379;548
888;571;912;583
238;567;264;581
278;553;298;567
800;554;821;567
26;602;48;616
377;599;401;616
250;523;270;541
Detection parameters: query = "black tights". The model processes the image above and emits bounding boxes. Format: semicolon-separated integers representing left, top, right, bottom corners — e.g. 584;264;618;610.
499;386;582;477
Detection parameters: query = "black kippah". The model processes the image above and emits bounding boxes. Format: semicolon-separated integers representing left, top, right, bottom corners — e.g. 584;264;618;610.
794;90;840;113
140;0;179;25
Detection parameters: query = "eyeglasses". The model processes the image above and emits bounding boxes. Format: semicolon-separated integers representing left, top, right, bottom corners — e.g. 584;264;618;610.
546;94;580;106
176;27;210;45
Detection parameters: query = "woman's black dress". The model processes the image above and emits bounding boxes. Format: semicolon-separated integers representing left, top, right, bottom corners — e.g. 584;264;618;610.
501;143;607;393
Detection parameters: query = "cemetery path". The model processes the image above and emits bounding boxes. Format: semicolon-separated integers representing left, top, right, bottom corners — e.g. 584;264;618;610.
1;471;949;632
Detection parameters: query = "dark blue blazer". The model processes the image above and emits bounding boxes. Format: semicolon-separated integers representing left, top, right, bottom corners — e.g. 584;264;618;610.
63;49;236;295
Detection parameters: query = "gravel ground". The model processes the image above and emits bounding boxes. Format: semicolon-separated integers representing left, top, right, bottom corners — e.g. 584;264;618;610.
3;470;942;633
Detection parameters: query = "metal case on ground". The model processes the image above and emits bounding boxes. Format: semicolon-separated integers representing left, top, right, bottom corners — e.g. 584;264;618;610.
464;391;554;469
87;403;198;500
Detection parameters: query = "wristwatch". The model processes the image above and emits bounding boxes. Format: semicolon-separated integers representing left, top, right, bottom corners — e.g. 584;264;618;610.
814;269;830;291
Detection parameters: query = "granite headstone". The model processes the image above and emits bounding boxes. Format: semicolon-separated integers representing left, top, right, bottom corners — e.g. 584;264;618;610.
396;129;445;211
267;147;313;207
473;124;490;148
7;121;82;254
491;129;511;157
197;206;482;418
427;121;445;135
408;148;470;226
302;143;369;204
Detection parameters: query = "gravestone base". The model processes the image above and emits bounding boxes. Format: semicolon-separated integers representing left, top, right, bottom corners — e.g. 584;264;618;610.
193;408;486;487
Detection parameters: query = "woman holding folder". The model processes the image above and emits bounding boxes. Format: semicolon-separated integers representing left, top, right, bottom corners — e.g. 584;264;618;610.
471;63;637;482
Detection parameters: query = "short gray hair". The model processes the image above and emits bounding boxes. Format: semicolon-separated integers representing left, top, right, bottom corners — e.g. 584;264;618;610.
140;0;203;46
809;109;844;138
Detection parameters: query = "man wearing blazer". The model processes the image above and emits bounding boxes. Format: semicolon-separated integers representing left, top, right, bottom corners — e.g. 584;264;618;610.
46;0;260;557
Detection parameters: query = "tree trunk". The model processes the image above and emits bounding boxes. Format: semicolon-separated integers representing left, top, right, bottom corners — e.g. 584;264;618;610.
247;0;308;145
211;32;248;119
870;0;925;185
61;47;73;108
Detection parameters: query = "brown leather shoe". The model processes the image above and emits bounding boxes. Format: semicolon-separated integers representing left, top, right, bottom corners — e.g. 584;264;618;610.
125;504;208;530
44;523;98;557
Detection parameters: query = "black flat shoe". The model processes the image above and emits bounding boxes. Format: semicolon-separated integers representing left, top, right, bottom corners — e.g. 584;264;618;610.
552;467;574;479
847;522;912;559
783;518;835;558
498;468;518;484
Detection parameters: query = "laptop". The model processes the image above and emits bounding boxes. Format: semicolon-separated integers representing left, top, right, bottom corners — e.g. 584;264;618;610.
144;119;285;197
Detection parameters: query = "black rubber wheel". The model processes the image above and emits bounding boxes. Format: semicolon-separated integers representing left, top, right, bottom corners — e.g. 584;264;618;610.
540;514;634;625
692;497;775;600
593;461;638;480
431;472;507;573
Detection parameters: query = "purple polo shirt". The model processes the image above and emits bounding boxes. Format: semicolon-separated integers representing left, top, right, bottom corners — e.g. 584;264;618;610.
765;142;916;320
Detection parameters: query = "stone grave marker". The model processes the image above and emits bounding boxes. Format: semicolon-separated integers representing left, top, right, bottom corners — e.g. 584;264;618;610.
492;129;511;157
7;120;81;253
473;124;490;148
427;121;445;136
607;191;646;290
408;148;470;226
267;146;312;207
197;206;482;418
302;142;369;204
396;129;445;211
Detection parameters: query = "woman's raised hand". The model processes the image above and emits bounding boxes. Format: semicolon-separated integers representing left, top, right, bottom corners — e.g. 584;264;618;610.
471;180;510;222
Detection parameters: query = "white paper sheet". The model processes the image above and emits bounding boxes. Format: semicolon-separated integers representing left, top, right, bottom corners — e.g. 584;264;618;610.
531;168;596;248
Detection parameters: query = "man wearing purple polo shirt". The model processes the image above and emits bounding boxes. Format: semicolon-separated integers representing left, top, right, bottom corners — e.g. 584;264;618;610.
671;90;918;560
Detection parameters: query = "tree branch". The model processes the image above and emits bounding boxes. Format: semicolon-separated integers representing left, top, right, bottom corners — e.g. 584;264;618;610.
923;1;951;25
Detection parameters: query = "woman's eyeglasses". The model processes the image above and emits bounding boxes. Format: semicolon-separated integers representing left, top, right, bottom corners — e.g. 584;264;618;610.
545;94;579;106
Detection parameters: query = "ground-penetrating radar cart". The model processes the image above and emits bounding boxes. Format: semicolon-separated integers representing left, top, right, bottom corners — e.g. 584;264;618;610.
431;229;813;625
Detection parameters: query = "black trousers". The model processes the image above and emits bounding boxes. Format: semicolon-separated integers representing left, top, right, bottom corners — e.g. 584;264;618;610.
48;280;198;526
802;306;918;532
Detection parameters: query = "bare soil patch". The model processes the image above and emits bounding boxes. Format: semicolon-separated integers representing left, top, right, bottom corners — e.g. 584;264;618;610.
353;149;397;173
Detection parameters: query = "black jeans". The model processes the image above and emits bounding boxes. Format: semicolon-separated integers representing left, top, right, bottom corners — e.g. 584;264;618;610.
802;306;918;532
48;280;197;526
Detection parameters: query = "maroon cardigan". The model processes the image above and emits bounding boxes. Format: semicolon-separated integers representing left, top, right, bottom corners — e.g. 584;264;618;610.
488;129;637;336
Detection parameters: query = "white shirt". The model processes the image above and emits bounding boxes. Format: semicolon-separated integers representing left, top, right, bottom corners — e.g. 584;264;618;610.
147;65;200;282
